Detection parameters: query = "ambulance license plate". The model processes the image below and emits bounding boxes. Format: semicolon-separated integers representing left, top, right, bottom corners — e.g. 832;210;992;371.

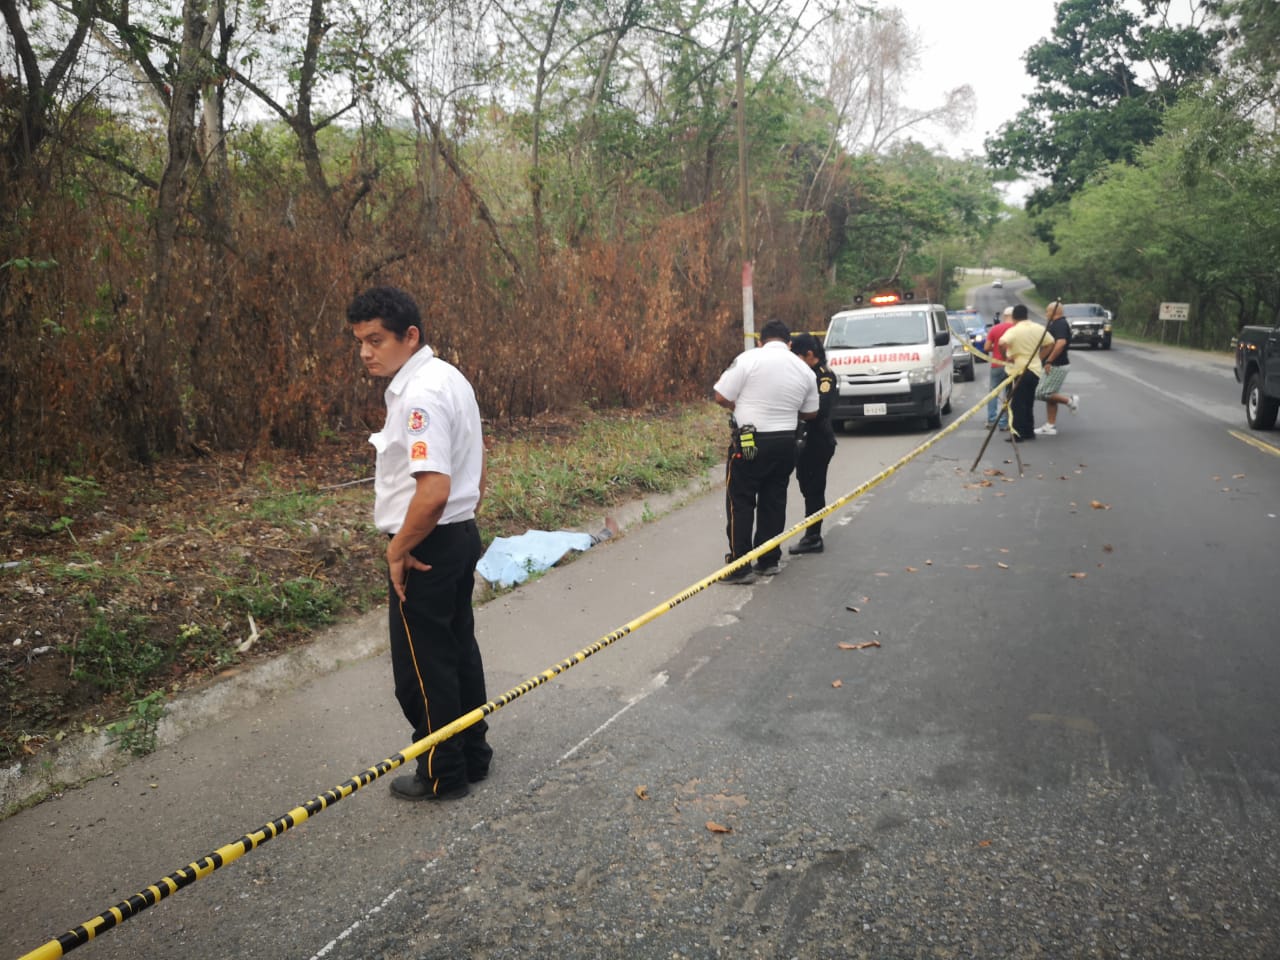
863;403;887;416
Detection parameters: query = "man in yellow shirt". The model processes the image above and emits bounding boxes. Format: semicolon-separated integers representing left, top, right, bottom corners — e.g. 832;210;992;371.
998;304;1052;442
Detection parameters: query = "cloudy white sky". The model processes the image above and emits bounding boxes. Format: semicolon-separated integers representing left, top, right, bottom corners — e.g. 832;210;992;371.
892;0;1061;158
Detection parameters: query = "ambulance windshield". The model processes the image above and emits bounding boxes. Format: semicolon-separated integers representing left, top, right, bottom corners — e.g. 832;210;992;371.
825;310;930;350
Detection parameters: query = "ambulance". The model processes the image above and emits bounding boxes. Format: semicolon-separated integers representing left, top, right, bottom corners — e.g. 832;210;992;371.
822;295;954;430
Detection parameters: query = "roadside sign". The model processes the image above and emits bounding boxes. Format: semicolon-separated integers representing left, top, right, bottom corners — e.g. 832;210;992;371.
1159;302;1190;321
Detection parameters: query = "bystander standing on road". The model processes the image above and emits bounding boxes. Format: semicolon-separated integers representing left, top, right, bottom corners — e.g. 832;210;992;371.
1034;300;1080;436
998;304;1051;443
986;306;1015;430
713;319;818;583
788;333;836;555
348;285;493;802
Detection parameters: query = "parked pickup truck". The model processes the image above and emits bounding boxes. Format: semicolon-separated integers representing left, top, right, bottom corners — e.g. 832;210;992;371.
1234;322;1280;429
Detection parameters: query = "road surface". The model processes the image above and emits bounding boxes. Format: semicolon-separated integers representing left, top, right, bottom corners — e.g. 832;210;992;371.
4;332;1279;959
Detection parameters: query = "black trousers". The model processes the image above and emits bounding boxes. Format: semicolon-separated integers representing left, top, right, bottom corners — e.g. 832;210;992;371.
725;433;797;568
796;436;835;537
1010;371;1039;440
388;519;492;792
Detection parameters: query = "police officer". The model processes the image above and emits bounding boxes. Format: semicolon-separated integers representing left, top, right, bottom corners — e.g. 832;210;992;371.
348;285;493;802
788;333;836;555
713;318;819;584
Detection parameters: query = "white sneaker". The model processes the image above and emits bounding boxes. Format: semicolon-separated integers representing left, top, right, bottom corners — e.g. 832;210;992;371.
1034;423;1057;436
1068;395;1079;413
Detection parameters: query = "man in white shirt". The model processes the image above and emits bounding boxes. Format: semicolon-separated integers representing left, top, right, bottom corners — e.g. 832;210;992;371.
713;319;819;583
348;286;492;802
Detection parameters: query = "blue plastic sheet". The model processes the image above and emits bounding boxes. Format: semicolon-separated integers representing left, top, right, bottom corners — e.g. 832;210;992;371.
477;529;595;589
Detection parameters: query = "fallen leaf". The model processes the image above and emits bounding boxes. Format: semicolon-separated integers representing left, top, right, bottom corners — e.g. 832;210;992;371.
1089;500;1111;510
1233;473;1245;479
964;564;981;570
706;821;733;834
635;785;650;801
999;548;1010;553
831;679;843;688
983;468;1005;477
875;571;890;577
925;559;933;565
837;640;881;650
1212;475;1221;481
1103;544;1114;552
1069;572;1088;579
978;839;992;848
997;561;1009;569
905;566;919;573
845;605;860;613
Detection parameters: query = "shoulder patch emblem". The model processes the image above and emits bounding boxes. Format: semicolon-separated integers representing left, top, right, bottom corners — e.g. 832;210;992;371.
407;408;429;435
410;441;428;461
819;380;832;393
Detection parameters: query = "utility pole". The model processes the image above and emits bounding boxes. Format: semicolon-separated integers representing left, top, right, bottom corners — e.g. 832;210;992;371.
735;0;753;351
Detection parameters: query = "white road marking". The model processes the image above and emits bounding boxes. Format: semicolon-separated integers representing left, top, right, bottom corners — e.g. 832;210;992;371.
559;671;669;762
310;887;403;959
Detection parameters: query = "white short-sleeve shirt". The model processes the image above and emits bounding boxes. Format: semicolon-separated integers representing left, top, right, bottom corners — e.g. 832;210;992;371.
713;341;819;431
370;346;484;533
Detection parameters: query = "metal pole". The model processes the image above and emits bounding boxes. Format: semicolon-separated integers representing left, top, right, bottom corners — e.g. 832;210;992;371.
735;0;753;351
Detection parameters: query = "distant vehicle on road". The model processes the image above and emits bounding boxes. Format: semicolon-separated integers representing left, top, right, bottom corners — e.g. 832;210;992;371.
991;278;1003;289
1062;302;1113;350
1234;321;1280;429
947;309;988;362
946;314;975;382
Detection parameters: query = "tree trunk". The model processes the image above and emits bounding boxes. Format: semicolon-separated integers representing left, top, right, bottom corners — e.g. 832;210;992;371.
133;0;208;461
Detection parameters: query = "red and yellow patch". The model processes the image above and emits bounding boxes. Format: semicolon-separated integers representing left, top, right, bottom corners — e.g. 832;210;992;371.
410;441;428;461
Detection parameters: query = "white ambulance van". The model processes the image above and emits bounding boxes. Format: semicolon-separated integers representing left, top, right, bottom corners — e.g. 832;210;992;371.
823;297;954;430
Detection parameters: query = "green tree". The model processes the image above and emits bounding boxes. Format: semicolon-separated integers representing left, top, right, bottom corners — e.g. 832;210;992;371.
986;0;1222;214
1030;84;1280;346
1214;0;1280;93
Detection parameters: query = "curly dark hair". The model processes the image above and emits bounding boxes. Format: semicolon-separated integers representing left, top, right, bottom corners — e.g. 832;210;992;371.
346;286;423;340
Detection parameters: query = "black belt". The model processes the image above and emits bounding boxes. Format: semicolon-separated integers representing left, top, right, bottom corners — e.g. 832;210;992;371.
754;430;798;439
387;518;476;538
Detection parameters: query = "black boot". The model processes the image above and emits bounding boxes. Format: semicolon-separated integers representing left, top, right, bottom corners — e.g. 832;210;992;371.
789;533;824;555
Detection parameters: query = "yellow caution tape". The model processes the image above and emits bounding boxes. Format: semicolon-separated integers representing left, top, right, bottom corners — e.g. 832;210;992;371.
16;381;1016;960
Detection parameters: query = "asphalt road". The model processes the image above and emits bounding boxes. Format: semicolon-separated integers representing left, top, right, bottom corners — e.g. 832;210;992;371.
4;328;1280;960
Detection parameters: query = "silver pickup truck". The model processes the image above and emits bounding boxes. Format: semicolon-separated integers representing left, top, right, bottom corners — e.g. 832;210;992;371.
1061;303;1113;350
